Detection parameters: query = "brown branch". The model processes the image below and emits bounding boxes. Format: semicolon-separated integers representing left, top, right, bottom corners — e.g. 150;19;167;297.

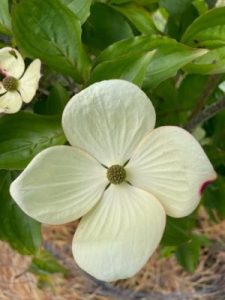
184;97;225;132
188;75;221;119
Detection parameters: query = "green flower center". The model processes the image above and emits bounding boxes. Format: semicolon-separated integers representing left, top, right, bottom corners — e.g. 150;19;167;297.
2;76;18;91
107;165;126;185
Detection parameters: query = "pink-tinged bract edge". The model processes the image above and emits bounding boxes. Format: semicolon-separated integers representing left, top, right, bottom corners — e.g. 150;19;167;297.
0;68;7;76
199;176;217;195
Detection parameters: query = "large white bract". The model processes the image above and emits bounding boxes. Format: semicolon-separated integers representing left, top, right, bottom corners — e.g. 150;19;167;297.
0;47;41;113
10;80;217;282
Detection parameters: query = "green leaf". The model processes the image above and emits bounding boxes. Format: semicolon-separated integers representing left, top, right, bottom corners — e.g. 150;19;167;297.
203;110;225;167
177;74;209;119
12;0;90;82
181;7;225;48
159;245;176;258
94;35;158;63
34;84;70;115
192;0;208;15
107;0;131;4
152;7;168;32
205;145;225;168
89;50;155;86
0;112;66;170
184;47;225;74
151;79;180;126
164;16;180;40
111;3;158;34
211;110;225;149
59;0;92;24
143;42;206;89
30;250;68;276
159;0;193;16
178;5;199;39
161;214;196;246
202;176;225;221
176;235;209;272
0;0;12;35
0;170;41;254
89;35;207;88
82;3;133;51
136;0;158;4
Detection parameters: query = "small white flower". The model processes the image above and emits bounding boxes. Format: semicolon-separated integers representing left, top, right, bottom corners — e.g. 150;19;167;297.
0;47;41;113
10;80;217;282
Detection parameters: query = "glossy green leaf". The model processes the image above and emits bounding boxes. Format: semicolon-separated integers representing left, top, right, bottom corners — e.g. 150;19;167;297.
192;0;208;15
0;0;12;35
143;42;206;89
161;214;196;246
111;3;157;34
176;235;209;272
60;0;92;24
89;35;207;88
0;112;66;170
94;35;160;63
159;0;193;16
184;47;225;74
182;7;225;48
0;170;41;254
82;3;133;51
151;7;168;32
12;0;90;82
89;50;155;86
34;84;70;115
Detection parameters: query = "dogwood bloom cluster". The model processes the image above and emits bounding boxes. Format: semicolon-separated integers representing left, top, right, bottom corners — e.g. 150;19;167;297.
10;80;216;282
0;47;41;113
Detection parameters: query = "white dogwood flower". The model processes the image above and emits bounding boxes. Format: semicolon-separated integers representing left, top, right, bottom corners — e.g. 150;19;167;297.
0;47;41;113
10;80;216;282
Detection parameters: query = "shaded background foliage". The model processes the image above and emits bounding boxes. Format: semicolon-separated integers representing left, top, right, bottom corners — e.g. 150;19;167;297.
0;0;225;281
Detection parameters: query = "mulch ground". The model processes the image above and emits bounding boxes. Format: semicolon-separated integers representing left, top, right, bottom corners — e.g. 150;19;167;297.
1;209;225;300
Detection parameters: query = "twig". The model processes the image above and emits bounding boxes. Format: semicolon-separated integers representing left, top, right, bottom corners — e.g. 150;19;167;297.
188;75;221;119
184;97;225;132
